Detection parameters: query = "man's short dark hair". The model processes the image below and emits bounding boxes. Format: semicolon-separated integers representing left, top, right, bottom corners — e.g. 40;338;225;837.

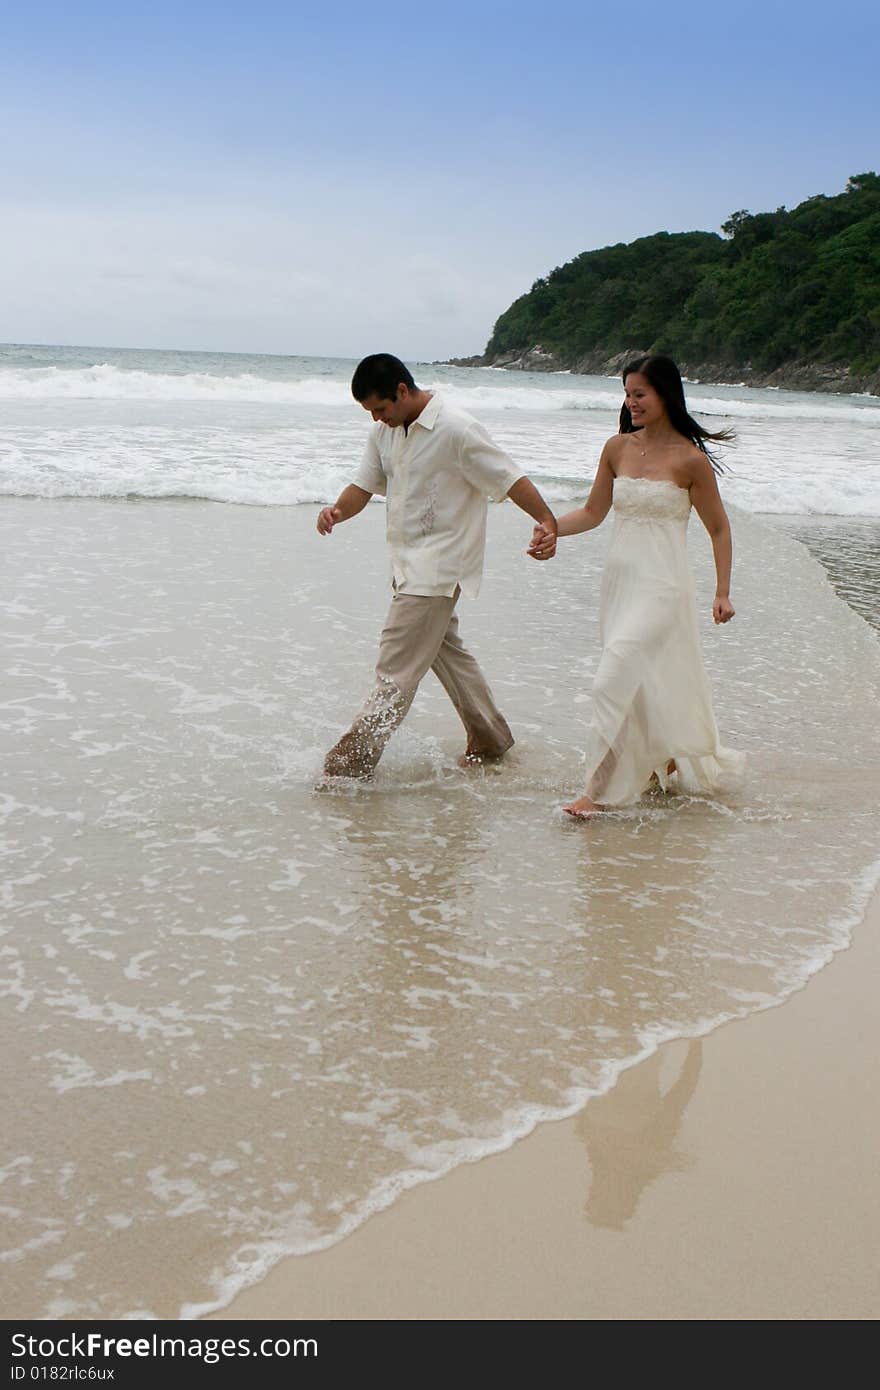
351;354;417;402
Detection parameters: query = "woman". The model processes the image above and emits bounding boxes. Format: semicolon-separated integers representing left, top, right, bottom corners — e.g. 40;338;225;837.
529;355;744;817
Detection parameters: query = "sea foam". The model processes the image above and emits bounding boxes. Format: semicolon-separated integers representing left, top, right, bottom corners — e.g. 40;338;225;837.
1;348;878;515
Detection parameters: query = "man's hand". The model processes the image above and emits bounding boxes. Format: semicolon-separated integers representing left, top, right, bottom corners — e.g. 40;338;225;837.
317;485;373;536
506;478;557;559
317;505;343;535
527;520;557;561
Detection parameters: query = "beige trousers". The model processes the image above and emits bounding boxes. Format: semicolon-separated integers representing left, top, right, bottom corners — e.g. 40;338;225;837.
323;588;514;778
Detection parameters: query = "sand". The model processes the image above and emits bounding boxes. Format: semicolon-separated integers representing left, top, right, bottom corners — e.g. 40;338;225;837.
215;887;880;1321
2;497;877;1322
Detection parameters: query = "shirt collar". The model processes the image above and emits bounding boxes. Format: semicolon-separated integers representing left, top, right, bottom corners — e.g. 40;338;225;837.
411;392;442;431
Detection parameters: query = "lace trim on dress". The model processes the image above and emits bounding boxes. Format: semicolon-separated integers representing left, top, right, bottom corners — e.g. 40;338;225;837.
612;476;691;522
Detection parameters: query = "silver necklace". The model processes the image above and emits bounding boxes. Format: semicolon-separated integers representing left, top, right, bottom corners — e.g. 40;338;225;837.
636;432;671;457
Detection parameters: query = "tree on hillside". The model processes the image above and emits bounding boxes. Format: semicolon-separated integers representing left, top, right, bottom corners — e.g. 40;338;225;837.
483;176;880;376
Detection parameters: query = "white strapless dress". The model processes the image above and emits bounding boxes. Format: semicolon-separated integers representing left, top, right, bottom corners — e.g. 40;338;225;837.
583;476;744;806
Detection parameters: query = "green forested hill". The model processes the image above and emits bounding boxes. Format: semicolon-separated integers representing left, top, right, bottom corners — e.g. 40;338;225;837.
479;174;880;388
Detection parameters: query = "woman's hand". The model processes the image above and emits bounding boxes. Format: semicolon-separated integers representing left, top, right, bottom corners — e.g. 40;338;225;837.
713;595;735;624
527;521;557;560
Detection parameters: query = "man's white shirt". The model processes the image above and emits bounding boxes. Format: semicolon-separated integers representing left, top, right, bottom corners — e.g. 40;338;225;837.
352;393;523;598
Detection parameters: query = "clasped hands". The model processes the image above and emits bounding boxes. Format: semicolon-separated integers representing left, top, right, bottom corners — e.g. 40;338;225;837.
527;521;557;561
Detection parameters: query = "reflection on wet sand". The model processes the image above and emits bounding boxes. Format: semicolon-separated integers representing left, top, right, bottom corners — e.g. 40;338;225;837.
577;1040;703;1229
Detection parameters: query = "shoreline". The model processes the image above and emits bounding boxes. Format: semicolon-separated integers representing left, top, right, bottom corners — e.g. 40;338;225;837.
213;882;880;1321
445;349;880;398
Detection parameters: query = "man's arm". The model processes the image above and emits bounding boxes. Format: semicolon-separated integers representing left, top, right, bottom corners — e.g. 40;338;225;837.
507;477;558;558
455;421;557;557
317;484;373;536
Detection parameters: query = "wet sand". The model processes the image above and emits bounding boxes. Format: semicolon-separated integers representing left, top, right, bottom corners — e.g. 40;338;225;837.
217;885;880;1321
2;496;878;1321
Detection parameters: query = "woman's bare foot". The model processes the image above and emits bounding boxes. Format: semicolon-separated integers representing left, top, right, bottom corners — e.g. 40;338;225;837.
648;760;677;788
562;795;603;819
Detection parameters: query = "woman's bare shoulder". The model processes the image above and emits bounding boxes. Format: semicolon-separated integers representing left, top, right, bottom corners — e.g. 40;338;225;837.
603;434;626;465
679;442;715;480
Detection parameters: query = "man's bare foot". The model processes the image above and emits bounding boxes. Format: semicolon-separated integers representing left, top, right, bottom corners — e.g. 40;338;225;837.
457;736;513;769
321;729;379;781
457;749;507;769
321;757;374;781
562;795;603;819
314;769;374;790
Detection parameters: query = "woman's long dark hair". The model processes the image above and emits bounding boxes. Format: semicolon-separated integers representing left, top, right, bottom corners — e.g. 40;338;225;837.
619;355;734;473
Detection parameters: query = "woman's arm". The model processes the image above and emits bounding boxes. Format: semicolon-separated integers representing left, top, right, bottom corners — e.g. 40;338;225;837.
688;453;735;624
528;442;615;558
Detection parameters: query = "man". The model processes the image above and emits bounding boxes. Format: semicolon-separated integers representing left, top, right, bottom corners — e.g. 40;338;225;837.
317;353;557;780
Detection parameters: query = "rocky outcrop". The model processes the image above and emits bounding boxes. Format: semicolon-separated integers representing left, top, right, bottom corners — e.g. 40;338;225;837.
445;344;880;396
446;344;564;373
675;359;880;396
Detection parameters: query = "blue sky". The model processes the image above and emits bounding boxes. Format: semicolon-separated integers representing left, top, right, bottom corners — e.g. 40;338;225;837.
2;0;878;359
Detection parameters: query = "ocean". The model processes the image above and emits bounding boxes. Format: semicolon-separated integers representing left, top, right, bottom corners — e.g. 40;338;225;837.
1;344;878;1319
2;341;880;517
